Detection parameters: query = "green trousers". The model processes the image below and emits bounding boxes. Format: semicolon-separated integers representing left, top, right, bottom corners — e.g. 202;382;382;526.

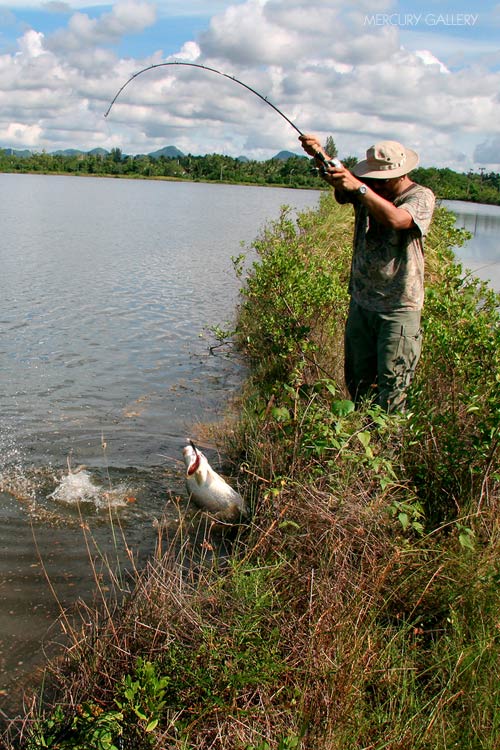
344;300;423;413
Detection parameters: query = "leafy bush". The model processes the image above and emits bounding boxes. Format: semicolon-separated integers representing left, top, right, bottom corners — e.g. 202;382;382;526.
405;207;500;521
236;197;351;385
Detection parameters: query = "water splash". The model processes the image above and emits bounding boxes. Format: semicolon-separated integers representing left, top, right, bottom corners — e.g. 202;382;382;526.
48;467;129;510
0;425;37;504
0;433;135;513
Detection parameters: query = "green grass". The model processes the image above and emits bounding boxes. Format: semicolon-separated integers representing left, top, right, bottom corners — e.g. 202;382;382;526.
4;192;499;750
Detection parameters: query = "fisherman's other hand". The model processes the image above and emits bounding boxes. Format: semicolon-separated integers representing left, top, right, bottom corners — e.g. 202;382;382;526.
324;165;363;192
299;133;325;159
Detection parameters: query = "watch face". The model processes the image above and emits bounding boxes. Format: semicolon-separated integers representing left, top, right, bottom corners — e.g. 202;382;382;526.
358;185;367;194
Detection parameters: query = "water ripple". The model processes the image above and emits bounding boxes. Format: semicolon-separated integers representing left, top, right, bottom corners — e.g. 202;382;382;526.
0;174;322;695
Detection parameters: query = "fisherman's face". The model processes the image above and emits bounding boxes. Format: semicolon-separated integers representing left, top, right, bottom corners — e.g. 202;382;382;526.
365;176;405;200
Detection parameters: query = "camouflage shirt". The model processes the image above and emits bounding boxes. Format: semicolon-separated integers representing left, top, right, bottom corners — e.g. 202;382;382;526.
349;184;435;312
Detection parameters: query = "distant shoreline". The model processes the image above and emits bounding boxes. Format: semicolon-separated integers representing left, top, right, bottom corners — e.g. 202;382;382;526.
0;168;324;191
1;168;498;205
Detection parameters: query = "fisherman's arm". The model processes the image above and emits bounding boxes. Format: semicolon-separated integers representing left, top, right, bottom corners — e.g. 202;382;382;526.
324;166;415;229
299;133;414;226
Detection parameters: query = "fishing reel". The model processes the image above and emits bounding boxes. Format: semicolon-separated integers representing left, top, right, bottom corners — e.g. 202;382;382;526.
311;153;342;176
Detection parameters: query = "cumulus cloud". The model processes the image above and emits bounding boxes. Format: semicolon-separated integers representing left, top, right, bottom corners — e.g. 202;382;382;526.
47;0;156;53
17;28;46;57
0;0;499;168
474;136;500;166
1;121;43;146
414;49;449;73
200;0;400;67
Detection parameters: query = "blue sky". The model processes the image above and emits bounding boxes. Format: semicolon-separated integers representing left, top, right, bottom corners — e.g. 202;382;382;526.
0;0;498;169
1;5;214;57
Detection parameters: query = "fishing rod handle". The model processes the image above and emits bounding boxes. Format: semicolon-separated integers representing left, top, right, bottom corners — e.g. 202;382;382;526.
311;151;343;176
312;149;342;170
325;157;342;169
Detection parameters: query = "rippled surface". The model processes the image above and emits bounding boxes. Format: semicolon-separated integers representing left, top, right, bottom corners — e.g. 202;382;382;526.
1;176;318;466
0;174;321;702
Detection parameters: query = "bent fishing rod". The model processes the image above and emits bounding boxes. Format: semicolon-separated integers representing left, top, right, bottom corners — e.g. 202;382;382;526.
104;61;341;171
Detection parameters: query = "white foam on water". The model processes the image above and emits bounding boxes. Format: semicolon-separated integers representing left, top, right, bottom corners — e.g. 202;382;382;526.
48;469;128;510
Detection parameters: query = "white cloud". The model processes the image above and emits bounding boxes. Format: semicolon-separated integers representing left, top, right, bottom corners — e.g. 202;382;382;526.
0;0;498;169
200;0;294;66
174;41;201;61
414;49;449;73
16;28;46;57
47;1;157;53
474;136;500;166
42;2;72;12
1;121;43;146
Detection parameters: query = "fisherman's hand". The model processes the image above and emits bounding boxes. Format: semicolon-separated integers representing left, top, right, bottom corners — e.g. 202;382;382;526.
323;164;364;193
299;133;328;161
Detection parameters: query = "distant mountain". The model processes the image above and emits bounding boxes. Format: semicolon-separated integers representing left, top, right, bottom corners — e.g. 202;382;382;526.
1;146;110;158
272;150;307;161
1;147;32;157
52;148;85;156
1;144;306;162
148;145;184;159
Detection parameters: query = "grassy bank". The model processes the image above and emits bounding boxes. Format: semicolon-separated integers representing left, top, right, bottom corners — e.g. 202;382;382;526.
3;194;499;749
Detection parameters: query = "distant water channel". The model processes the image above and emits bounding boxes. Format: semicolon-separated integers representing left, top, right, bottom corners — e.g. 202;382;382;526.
443;199;500;293
0;177;498;713
0;174;321;705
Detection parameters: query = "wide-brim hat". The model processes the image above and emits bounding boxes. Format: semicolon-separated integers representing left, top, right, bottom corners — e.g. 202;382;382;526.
352;140;419;179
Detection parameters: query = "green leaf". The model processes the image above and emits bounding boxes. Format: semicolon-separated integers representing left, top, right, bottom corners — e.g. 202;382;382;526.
330;399;355;417
324;381;338;398
271;406;290;422
279;520;301;531
459;532;475;551
145;718;159;732
357;431;371;448
398;512;410;530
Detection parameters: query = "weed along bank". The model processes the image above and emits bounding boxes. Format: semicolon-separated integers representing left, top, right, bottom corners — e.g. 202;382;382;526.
2;193;499;750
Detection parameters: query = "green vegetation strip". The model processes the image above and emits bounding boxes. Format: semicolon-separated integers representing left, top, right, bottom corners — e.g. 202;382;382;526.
1;148;500;202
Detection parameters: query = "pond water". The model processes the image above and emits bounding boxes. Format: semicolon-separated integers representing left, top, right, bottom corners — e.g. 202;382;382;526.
443;199;500;293
0;178;498;717
0;174;321;706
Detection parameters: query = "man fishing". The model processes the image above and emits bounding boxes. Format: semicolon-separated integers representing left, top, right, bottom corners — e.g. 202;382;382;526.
299;135;435;413
107;66;433;412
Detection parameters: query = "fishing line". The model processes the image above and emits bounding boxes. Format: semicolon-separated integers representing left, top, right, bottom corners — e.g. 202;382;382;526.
104;61;341;171
104;60;305;136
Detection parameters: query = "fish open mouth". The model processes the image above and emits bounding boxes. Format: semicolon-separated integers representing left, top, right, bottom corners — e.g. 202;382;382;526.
185;440;202;476
187;453;201;476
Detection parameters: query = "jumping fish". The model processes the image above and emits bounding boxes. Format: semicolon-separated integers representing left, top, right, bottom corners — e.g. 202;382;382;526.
182;441;248;522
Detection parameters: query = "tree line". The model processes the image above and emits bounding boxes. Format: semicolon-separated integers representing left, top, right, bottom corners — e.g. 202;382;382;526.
0;146;499;204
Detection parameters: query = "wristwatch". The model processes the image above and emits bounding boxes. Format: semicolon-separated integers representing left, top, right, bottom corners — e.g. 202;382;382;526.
357;184;367;196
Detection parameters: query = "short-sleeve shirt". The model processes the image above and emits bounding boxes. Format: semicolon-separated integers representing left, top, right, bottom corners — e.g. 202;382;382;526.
349;183;435;312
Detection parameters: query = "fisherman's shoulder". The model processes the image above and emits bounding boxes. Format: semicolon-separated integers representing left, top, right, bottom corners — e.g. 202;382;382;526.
404;182;435;203
397;182;435;213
